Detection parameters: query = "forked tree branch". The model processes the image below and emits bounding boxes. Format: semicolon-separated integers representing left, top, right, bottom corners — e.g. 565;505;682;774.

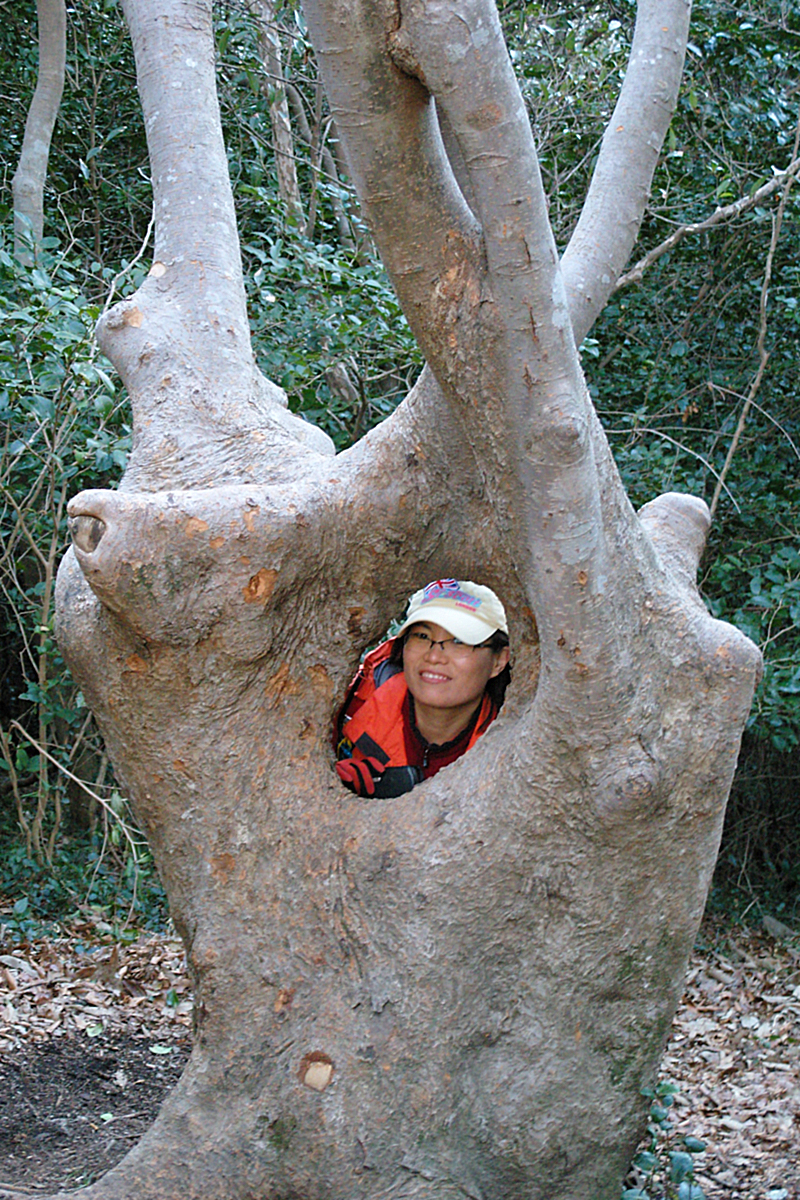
302;0;482;340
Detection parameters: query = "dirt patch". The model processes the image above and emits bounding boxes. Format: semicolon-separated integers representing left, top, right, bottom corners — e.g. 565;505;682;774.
0;1031;190;1190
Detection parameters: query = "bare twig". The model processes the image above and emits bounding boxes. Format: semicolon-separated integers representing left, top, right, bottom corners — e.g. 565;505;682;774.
98;206;156;324
615;155;800;293
0;725;31;855
709;124;800;519
9;720;144;861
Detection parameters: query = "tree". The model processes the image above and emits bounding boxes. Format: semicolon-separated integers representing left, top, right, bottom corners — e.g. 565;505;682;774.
247;0;305;225
11;0;66;264
49;0;761;1197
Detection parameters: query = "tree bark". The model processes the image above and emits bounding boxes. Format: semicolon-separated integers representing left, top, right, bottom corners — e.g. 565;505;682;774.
12;0;67;265
247;0;305;225
50;2;761;1198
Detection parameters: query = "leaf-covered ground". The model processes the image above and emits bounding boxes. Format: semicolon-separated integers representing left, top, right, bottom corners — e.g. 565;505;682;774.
0;916;797;1197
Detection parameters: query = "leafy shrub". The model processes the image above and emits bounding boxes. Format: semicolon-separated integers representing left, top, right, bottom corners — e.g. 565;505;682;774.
0;233;131;859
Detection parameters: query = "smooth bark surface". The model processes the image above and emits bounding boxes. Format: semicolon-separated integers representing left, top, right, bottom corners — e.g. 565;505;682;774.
248;0;305;224
49;2;761;1198
12;0;66;264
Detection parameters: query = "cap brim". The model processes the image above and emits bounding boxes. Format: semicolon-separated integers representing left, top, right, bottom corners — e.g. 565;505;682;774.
397;605;499;645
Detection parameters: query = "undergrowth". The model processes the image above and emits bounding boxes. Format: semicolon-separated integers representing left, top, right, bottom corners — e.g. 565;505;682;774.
0;811;168;937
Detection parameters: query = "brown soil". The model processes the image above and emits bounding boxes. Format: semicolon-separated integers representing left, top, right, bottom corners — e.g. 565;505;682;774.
0;1031;190;1190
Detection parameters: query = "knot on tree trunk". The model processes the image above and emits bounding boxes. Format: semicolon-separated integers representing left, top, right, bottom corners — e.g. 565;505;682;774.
638;492;711;592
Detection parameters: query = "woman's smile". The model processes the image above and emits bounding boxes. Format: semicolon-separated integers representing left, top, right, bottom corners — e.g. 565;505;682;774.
403;620;509;743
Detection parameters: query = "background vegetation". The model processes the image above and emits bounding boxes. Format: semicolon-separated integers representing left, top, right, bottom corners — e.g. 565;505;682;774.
1;0;798;933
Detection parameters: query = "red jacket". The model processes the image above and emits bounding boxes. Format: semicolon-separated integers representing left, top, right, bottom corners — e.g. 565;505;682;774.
336;640;497;797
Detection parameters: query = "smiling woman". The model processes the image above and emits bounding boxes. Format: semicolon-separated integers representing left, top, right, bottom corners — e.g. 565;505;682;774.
335;581;511;798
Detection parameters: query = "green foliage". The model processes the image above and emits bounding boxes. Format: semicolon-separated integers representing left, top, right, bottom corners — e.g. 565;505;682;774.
215;2;422;445
0;232;130;858
244;226;421;448
624;1082;708;1200
502;2;636;240
709;734;800;920
0;817;168;935
585;0;800;754
1;1;150;270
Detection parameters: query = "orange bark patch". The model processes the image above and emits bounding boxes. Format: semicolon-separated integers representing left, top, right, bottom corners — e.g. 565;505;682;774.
466;101;503;130
183;516;209;538
210;853;237;884
244;567;278;603
124;653;149;674
307;664;333;700
274;987;296;1014
264;662;300;699
209;536;225;550
122;307;143;328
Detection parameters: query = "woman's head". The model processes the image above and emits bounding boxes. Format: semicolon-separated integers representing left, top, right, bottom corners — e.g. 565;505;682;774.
391;581;511;716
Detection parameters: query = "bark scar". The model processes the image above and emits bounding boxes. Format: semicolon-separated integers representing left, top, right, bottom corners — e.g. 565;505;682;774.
387;26;429;88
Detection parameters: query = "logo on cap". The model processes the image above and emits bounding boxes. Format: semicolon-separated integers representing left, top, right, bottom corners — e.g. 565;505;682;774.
421;580;481;610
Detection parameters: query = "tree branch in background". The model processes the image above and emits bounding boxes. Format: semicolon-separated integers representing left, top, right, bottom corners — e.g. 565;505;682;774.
284;80;355;247
12;0;67;264
709;124;800;519
247;0;305;225
615;155;800;293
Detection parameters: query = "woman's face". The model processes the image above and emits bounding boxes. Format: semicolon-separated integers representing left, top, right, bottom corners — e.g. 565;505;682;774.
402;621;509;714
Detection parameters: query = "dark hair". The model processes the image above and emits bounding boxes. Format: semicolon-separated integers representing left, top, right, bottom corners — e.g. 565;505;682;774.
391;628;511;711
484;631;511;710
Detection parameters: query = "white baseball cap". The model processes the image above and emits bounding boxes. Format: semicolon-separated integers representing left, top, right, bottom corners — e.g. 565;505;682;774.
397;579;508;645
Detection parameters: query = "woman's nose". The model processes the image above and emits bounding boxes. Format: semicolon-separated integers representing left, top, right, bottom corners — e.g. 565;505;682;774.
425;639;447;660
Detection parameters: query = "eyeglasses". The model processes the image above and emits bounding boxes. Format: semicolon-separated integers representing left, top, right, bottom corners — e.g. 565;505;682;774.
405;629;493;659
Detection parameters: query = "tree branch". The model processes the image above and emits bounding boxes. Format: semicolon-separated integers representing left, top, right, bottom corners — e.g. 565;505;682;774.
12;0;66;264
302;0;483;339
615;155;800;293
709;124;800;518
561;0;691;344
95;0;334;490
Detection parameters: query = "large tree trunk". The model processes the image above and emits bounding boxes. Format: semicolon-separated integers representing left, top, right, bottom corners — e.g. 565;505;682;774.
12;0;67;264
49;1;760;1198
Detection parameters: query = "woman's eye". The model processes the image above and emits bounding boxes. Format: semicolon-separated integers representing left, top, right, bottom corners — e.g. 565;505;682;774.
452;639;465;646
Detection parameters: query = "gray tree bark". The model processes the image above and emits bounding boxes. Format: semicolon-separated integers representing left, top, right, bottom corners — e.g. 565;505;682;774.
12;0;67;264
248;0;305;225
48;1;760;1198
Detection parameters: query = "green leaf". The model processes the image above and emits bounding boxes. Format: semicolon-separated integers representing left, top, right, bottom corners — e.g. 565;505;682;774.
670;1150;695;1183
678;1184;706;1200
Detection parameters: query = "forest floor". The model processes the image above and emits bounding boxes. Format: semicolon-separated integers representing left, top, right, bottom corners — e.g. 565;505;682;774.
0;913;798;1198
